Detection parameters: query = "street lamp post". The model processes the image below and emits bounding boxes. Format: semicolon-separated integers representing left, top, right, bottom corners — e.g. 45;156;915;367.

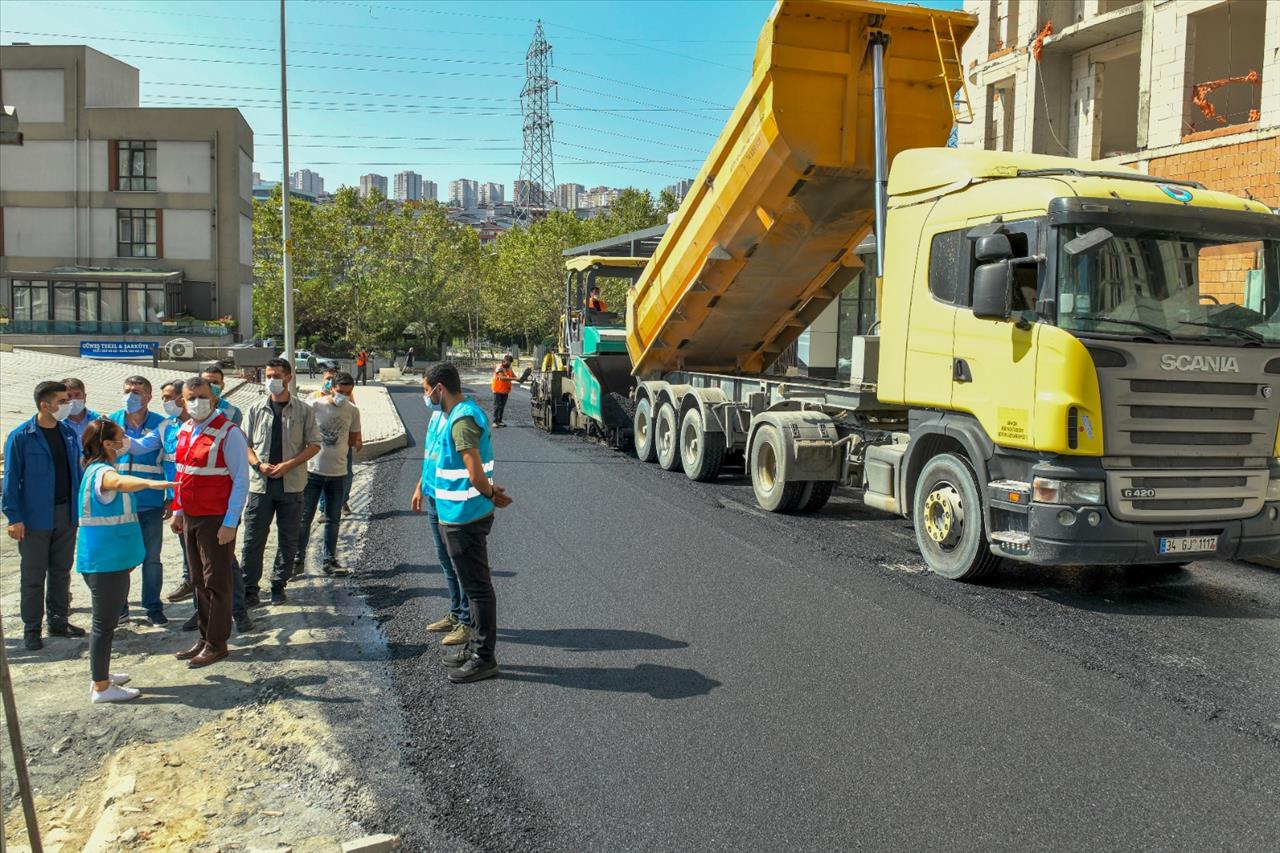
280;0;296;377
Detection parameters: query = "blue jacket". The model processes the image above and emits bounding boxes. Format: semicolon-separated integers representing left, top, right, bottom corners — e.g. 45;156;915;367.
109;409;167;511
2;417;83;530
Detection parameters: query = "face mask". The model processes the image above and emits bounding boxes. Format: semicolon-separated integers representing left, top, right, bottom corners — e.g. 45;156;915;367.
323;380;333;392
423;394;436;412
209;383;223;399
68;399;86;416
266;378;286;396
123;392;144;414
51;403;73;422
333;392;349;406
163;400;183;418
189;398;213;421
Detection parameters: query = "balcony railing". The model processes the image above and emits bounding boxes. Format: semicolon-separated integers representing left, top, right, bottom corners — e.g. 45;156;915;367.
0;320;235;337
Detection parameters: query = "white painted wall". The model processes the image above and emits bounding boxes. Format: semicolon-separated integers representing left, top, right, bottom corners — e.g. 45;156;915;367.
84;50;139;107
163;209;212;260
86;140;109;192
239;149;253;202
4;208;75;257
90;208;117;258
239;214;253;266
0;140;75;191
156;141;211;193
3;69;65;123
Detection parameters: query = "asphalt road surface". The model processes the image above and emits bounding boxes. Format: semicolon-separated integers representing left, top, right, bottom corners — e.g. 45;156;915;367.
354;379;1280;852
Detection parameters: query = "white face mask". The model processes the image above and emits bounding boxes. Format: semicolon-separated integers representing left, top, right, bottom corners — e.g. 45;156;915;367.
51;402;73;422
68;399;86;416
189;398;213;421
333;392;349;406
163;400;183;418
266;377;286;396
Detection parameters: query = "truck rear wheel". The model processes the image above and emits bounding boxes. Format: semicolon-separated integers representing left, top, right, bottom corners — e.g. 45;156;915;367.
679;408;725;482
655;402;683;471
751;425;804;512
797;481;834;513
912;453;1001;582
634;397;657;463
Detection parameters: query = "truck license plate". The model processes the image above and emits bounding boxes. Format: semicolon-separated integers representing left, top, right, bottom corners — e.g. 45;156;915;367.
1158;536;1218;555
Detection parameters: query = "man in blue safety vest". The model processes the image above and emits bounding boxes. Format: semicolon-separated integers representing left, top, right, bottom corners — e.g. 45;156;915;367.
110;375;169;625
428;362;513;684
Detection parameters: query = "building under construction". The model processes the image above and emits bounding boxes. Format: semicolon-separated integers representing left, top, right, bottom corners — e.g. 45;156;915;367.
959;0;1278;212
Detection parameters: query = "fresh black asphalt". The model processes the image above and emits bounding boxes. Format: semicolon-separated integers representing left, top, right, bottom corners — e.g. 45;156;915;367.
351;379;1280;852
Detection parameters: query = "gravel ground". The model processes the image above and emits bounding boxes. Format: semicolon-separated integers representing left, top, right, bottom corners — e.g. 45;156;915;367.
350;376;1280;852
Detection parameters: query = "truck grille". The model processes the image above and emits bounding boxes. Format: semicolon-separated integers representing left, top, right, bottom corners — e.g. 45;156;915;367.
1087;342;1280;523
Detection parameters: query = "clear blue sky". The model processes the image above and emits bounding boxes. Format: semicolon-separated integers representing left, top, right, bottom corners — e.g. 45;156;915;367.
2;0;961;196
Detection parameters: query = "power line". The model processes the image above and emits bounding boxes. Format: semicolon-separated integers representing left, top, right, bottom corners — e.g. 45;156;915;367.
109;51;520;79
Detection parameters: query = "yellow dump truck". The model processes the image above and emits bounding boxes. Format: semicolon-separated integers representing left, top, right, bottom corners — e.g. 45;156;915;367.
569;0;1280;579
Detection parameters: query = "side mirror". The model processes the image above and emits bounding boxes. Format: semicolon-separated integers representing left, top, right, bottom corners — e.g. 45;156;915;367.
972;261;1012;320
975;234;1013;262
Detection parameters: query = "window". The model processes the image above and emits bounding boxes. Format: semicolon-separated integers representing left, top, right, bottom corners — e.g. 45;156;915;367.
985;77;1017;151
6;279;171;328
928;219;1042;309
1184;1;1266;135
117;209;159;258
114;140;156;191
928;230;966;304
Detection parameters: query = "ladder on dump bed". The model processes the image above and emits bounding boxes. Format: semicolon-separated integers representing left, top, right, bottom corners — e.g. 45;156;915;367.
931;15;974;125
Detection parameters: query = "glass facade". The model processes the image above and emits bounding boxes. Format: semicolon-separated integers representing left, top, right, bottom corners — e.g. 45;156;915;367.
6;279;189;334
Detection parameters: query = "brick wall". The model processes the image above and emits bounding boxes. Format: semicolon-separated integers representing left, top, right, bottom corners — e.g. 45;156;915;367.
1148;135;1277;302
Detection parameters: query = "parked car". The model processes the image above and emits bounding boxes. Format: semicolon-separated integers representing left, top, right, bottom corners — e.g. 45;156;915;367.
291;350;339;371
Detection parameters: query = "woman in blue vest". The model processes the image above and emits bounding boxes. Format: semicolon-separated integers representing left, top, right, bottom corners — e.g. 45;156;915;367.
411;378;472;646
77;419;176;704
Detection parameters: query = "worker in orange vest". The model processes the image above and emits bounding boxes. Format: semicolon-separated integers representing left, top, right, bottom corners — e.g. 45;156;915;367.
491;354;517;428
355;349;369;386
587;285;607;312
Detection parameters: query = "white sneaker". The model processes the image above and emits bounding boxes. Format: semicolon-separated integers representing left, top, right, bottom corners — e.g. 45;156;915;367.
111;672;131;686
91;684;140;704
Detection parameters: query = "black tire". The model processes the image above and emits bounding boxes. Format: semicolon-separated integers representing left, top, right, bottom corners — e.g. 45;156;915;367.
655;401;683;472
634;397;657;463
796;481;834;513
912;453;1001;582
750;425;804;512
679;407;726;482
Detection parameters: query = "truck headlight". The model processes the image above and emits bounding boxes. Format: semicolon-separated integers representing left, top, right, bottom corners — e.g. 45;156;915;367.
1033;477;1104;505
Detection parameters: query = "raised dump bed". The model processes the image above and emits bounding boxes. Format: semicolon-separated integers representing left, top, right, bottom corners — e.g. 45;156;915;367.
626;0;975;378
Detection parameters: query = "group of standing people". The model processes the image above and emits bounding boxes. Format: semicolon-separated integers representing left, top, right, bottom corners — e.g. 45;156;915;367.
2;357;364;703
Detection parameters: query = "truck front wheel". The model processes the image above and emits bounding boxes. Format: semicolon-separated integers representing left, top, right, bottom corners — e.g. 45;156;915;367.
912;453;1001;582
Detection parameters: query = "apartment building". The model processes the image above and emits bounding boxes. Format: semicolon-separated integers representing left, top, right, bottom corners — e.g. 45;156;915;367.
291;168;324;198
554;182;585;210
959;0;1278;206
422;179;439;203
359;173;388;198
394;170;422;202
449;178;479;210
479;182;504;207
0;45;254;344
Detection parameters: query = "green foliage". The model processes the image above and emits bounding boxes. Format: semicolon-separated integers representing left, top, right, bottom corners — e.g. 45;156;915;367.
252;182;673;352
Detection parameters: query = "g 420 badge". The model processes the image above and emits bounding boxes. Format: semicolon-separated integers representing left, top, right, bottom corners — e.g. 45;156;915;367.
1159;184;1193;204
1122;488;1156;499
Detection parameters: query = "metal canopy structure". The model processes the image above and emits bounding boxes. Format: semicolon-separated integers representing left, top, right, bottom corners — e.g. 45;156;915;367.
563;224;668;259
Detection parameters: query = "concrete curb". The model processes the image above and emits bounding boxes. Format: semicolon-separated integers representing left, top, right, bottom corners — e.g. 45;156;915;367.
354;386;409;462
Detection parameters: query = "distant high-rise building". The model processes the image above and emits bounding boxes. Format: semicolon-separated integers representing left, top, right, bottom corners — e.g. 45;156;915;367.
359;173;388;198
479;182;504;206
664;178;695;204
290;168;325;198
448;178;479;209
584;185;620;209
514;179;549;207
554;183;585;210
423;180;439;203
252;170;262;186
394;170;423;202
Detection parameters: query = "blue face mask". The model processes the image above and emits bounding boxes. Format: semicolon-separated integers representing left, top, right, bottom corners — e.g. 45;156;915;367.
209;383;223;400
323;379;333;392
423;394;437;412
123;392;144;414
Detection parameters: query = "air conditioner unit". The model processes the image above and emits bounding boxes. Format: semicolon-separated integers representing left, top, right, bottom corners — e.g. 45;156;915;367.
166;338;196;360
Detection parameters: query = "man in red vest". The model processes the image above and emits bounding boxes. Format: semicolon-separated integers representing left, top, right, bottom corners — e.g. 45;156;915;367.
169;376;250;668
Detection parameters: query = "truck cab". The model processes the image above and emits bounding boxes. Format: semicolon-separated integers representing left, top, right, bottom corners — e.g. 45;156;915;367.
870;148;1280;577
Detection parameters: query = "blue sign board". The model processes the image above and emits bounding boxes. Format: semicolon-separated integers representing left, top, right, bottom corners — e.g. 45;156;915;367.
80;341;159;360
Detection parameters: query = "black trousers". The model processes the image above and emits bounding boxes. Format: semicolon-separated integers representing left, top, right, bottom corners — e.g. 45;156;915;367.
82;570;130;682
356;364;368;384
18;502;76;633
493;393;509;424
439;516;497;662
240;488;303;594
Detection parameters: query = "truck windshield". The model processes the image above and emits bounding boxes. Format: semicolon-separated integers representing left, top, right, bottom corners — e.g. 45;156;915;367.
1055;227;1280;345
